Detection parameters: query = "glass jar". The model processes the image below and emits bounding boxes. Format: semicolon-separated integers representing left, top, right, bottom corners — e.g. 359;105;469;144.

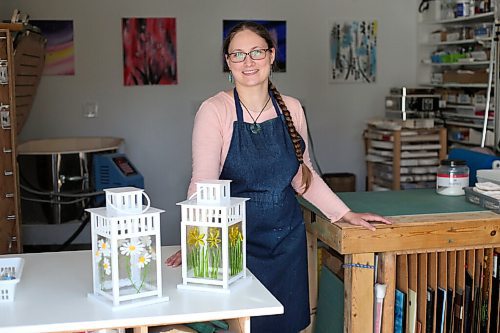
436;159;470;196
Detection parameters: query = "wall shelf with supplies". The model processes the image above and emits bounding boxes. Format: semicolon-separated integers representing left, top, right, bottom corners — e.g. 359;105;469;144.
418;2;496;150
422;60;492;66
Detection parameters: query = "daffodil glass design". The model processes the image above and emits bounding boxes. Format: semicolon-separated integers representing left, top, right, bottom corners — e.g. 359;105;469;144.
178;180;248;291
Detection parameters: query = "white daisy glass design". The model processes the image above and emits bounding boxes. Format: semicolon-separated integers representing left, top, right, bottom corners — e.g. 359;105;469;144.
137;252;152;268
120;239;145;256
98;239;111;257
95;249;103;262
102;258;111;275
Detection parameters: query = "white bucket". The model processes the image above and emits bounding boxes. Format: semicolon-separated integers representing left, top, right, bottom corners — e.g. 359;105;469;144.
104;187;150;215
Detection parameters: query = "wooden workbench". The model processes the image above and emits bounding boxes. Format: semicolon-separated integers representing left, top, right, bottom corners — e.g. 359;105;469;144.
301;189;500;333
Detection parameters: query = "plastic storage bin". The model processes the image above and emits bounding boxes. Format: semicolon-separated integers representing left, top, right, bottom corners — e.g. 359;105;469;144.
464;187;500;213
0;257;24;302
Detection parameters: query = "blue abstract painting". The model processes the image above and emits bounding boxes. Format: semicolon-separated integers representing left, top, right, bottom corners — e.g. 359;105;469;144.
330;20;377;83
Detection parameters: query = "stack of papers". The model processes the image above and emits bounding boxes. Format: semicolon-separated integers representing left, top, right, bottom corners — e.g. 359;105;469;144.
473;182;500;199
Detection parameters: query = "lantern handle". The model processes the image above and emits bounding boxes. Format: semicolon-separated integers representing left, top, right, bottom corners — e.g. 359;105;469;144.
141;192;151;213
107;191;151;214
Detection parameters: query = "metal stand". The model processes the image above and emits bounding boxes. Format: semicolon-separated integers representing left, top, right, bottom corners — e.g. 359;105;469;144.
494;0;500;150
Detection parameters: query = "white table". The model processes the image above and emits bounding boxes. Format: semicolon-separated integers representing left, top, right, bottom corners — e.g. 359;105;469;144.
0;246;283;333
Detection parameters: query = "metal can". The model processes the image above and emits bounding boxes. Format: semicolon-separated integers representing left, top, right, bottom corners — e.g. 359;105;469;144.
456;0;471;17
436;159;470;196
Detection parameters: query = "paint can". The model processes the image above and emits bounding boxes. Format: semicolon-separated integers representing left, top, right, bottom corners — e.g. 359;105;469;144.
436;159;469;196
456;0;471;17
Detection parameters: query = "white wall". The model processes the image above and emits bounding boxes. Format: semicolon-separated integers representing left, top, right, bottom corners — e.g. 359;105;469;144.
1;0;418;245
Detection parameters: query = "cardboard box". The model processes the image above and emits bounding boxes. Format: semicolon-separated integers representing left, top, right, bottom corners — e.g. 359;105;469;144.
469;128;494;146
431;72;443;84
430;30;446;43
442;69;489;84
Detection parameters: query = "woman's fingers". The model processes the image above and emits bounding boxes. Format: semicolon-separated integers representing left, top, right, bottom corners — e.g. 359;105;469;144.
340;211;392;231
165;250;182;267
359;213;392;225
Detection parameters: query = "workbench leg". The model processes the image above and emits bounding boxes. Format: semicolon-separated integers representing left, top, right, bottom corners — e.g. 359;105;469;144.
302;230;318;333
378;252;396;333
344;253;374;333
133;326;148;333
228;317;251;333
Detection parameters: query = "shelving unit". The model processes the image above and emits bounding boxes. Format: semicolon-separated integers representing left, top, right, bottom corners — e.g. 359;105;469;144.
418;4;496;149
301;189;500;333
0;23;45;254
364;126;447;190
0;28;21;254
393;248;499;333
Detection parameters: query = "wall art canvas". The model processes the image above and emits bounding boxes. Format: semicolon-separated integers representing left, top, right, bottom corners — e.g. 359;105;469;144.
330;20;377;83
222;20;286;72
30;20;75;75
122;17;177;86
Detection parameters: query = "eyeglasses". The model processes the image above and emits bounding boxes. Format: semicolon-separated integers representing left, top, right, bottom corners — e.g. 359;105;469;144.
227;48;270;63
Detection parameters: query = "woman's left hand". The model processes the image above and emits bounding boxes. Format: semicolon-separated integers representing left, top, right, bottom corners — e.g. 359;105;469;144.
340;211;392;231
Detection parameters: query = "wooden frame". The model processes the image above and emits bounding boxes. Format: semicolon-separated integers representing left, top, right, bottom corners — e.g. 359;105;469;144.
0;28;21;254
302;202;500;333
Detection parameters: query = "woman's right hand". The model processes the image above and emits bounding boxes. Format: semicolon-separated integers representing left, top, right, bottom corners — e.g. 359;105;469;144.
165;250;182;267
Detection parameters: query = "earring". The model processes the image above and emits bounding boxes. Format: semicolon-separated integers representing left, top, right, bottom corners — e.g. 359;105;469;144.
269;68;273;78
228;71;234;84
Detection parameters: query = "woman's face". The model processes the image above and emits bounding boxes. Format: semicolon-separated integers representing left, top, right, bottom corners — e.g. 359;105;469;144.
226;29;275;89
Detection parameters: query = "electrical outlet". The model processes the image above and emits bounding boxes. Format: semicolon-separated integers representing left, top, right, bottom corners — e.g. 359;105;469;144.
82;102;98;118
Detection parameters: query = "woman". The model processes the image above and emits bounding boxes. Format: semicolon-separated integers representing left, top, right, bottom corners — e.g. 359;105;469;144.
167;21;391;332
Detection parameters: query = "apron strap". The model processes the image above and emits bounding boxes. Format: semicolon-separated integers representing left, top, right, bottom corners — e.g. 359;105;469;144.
270;93;282;117
233;88;245;122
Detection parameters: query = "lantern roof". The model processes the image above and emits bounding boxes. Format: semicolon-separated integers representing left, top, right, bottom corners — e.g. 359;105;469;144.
86;206;164;217
176;197;249;207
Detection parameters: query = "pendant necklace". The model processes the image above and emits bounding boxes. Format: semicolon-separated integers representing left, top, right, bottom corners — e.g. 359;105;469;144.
240;95;271;134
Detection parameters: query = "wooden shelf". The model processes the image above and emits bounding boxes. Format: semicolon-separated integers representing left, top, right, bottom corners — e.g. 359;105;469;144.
423;83;491;88
425;11;494;24
423;37;491;46
364;127;447;191
445;103;494;110
423;61;492;67
0;29;20;254
418;8;497;151
442;119;494;130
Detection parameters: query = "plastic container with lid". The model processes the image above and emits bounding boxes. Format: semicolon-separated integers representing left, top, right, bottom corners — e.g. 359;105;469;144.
436;159;470;196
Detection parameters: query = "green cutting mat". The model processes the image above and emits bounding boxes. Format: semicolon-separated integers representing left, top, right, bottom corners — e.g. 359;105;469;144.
335;188;485;217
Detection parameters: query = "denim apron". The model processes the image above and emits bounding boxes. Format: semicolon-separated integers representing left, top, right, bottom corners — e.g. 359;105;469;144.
219;88;310;333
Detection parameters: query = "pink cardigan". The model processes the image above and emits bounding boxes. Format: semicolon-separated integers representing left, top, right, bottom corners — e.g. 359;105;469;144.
188;91;350;223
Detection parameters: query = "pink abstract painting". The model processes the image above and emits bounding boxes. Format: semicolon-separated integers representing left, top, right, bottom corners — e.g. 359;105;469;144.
122;17;177;86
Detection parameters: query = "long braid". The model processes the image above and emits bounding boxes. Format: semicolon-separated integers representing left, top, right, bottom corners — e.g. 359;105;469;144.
269;81;312;194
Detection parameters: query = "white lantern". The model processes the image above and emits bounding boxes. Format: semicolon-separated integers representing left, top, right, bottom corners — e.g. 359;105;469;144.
87;187;168;308
177;180;249;292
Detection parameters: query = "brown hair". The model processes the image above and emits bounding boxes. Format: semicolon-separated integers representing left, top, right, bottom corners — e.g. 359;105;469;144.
268;82;312;194
223;21;312;194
